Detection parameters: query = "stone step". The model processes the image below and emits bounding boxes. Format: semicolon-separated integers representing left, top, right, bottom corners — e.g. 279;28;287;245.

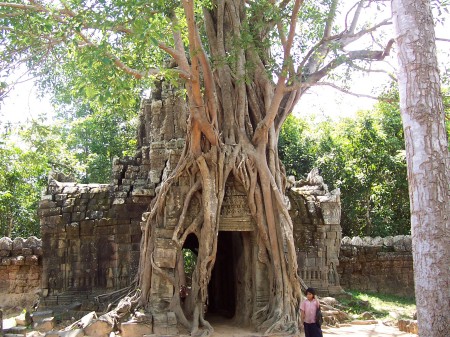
31;310;54;320
3;325;28;335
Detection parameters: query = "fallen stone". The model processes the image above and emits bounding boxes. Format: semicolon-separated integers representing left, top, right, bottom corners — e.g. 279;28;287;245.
84;318;114;337
321;297;339;306
32;311;55;321
120;322;153;337
361;312;375;320
61;329;85;337
398;319;418;334
15;311;32;326
3;326;28;334
45;331;60;337
33;317;56;332
26;331;45;337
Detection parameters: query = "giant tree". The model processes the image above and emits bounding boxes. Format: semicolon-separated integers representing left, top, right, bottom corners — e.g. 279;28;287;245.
1;0;394;334
392;0;449;335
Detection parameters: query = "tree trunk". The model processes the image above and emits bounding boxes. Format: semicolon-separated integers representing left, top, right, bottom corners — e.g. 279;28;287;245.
136;1;304;335
392;1;450;336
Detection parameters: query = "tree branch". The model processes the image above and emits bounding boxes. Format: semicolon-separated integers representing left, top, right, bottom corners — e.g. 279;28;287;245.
253;0;303;144
315;81;381;100
0;2;43;11
346;0;364;34
348;61;397;81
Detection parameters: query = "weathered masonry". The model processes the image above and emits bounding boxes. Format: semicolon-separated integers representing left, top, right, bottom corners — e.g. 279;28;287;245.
38;82;343;324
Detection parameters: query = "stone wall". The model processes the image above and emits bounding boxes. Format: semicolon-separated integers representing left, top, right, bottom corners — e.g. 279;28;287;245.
288;170;343;296
38;81;187;299
337;235;414;297
0;237;42;308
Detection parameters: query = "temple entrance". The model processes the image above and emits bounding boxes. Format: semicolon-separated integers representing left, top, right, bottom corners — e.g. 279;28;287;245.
207;231;242;319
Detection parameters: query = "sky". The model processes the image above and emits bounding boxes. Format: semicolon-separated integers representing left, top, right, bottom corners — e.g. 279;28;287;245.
1;78;54;124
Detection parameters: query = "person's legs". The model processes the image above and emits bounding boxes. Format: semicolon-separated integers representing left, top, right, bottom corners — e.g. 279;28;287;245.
310;323;323;337
303;323;311;337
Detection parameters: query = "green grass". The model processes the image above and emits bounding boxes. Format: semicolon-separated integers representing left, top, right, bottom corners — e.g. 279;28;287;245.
338;290;416;320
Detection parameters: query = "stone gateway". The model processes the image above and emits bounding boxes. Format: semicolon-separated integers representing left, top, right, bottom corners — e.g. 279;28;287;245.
37;82;344;334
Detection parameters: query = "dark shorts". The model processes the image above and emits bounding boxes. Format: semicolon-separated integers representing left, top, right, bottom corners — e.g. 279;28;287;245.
304;322;323;337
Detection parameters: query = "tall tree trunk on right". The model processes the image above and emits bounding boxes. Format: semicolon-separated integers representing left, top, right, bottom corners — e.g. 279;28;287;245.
392;1;449;336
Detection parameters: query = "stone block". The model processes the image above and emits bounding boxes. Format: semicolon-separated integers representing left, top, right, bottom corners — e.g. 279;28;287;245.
130;223;142;235
132;188;156;197
62;186;80;194
95;226;114;236
167;312;176;326
84;318;114;337
97;218;113;227
44;215;65;226
11;256;25;266
131;235;141;246
86;210;103;220
121;321;153;337
12;237;25;252
39;207;62;217
155;229;174;239
0;249;11;257
0;237;12;251
155;238;176;250
115;224;131;235
2;257;12;265
153;248;177;268
4;325;28;335
25;255;39;265
115;234;131;243
80;220;96;236
40;199;58;208
66;222;80;237
33;317;56;332
14;311;32;326
61;329;85;337
113;198;126;205
22;248;33;256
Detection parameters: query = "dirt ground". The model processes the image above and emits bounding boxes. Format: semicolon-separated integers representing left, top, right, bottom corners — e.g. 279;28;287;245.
210;324;417;337
322;323;417;337
2;311;417;337
206;316;418;337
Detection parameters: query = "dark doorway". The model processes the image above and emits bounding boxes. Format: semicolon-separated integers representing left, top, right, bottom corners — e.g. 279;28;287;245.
207;231;242;318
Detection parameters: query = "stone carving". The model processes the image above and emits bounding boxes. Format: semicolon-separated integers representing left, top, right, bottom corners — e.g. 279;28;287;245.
327;262;339;286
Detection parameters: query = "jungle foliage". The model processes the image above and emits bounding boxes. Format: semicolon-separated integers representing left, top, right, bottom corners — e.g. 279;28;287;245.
279;86;449;237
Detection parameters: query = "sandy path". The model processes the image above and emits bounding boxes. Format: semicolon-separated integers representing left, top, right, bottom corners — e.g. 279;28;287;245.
323;322;417;336
206;316;417;337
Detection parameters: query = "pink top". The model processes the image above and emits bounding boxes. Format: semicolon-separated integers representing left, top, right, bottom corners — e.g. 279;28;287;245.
300;298;319;323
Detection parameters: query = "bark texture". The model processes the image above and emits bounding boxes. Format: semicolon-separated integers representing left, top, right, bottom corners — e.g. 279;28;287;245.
392;1;450;336
129;0;393;334
137;1;304;335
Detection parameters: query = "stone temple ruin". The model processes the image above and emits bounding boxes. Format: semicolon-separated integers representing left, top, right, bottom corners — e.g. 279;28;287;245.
37;81;343;332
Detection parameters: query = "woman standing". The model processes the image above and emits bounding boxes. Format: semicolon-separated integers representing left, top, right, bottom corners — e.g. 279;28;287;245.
300;287;323;337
